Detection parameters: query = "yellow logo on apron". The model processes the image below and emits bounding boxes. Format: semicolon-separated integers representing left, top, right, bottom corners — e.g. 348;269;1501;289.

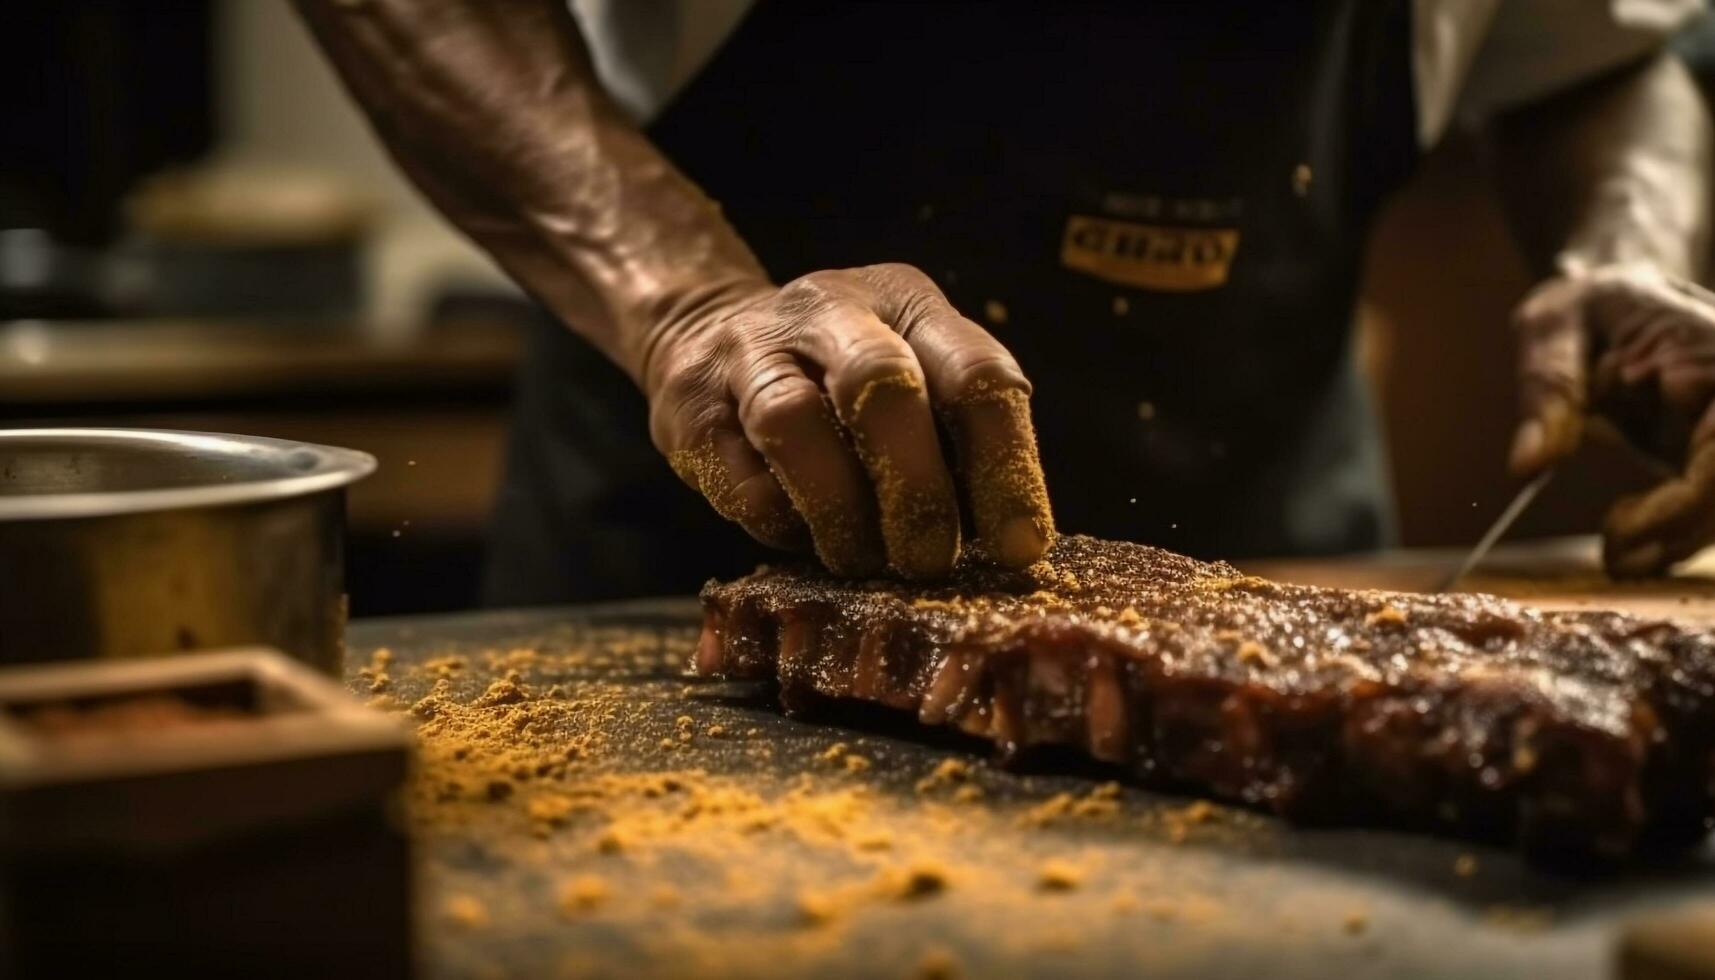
1060;215;1239;291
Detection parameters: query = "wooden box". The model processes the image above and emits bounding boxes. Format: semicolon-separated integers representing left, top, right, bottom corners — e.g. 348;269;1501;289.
0;649;413;978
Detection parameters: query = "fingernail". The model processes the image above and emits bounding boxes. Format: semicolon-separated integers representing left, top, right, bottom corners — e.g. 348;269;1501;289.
887;511;961;581
1509;420;1545;475
992;516;1049;568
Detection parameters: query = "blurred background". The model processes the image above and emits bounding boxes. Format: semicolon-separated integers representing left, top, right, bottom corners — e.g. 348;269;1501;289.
4;1;1713;615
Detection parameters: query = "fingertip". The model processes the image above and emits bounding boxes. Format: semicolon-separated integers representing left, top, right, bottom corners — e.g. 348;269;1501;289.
990;515;1052;568
1540;398;1585;454
1604;538;1666;580
817;540;887;579
1507;420;1547;477
1510;400;1584;476
890;533;961;581
790;496;886;577
746;508;813;552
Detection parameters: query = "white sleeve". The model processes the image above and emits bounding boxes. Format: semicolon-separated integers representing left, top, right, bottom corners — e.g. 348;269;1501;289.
567;0;753;123
1413;0;1706;148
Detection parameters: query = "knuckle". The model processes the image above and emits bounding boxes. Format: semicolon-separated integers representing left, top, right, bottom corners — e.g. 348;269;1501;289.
650;326;729;398
937;347;1029;400
828;335;923;403
655;357;707;403
776;270;852;319
648;385;724;456
863;262;934;290
1511;299;1561;336
739;372;824;440
837;330;918;369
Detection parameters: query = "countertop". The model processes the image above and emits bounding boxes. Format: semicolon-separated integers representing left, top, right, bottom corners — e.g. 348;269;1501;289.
0;317;519;405
347;540;1715;980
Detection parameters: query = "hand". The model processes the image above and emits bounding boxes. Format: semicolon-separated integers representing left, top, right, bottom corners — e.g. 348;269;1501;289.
1509;263;1715;577
643;263;1055;579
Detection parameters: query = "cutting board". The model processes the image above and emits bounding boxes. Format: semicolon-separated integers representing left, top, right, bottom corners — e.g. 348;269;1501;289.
1243;535;1715;626
351;559;1715;980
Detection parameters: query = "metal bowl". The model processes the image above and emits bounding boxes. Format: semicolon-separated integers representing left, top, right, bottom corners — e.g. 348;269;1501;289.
0;429;375;674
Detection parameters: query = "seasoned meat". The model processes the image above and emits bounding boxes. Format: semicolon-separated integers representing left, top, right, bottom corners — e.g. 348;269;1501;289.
696;535;1715;859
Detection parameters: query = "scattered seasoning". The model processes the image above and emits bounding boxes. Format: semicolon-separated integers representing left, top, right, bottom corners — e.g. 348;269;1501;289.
915;947;963;980
1453;854;1479;877
915;758;973;795
1037;860;1083;892
356;630;1288;977
983;300;1009;325
1019;786;1121;827
1236;641;1274;667
558;875;610;914
1364;605;1407;628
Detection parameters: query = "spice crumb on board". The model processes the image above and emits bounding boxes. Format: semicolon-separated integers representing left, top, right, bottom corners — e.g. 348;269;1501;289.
1019;784;1121;827
371;625;1294;976
889;861;952;900
1037;860;1083;892
557;875;610;914
915;946;963;980
796;890;838;927
1343;911;1369;935
473;676;527;708
358;647;394;693
1363;605;1407;628
1158;799;1221;843
914;758;973;794
855;830;893;851
1453;854;1478;877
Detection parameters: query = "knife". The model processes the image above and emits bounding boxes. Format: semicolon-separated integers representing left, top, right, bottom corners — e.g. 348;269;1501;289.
1435;468;1555;593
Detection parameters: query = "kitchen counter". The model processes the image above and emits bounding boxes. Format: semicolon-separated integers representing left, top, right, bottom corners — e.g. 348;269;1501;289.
0;317;519;405
348;542;1715;980
1;315;525;614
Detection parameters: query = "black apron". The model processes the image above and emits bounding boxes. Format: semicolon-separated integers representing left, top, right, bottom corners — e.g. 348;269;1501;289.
485;0;1418;605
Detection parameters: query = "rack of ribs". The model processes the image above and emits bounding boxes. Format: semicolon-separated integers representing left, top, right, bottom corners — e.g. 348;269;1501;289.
696;535;1715;859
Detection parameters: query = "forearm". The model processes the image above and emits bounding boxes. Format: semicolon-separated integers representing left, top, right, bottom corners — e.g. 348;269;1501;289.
295;0;1056;576
1490;54;1712;282
292;0;766;381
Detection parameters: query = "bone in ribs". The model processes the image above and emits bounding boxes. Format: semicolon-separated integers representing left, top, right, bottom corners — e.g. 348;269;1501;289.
696;535;1715;858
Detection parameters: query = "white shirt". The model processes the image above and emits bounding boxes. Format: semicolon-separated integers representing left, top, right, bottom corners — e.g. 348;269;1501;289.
569;0;1705;148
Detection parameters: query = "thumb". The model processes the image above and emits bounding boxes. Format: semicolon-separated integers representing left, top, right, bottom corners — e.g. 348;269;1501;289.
1509;283;1590;476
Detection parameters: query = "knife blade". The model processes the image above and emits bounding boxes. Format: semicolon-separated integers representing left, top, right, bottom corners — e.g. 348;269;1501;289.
1435;468;1555;593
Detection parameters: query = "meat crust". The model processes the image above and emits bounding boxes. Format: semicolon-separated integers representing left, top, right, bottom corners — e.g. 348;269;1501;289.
697;535;1715;858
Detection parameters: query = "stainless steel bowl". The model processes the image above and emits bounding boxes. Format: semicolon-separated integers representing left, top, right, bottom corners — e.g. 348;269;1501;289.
0;429;375;674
